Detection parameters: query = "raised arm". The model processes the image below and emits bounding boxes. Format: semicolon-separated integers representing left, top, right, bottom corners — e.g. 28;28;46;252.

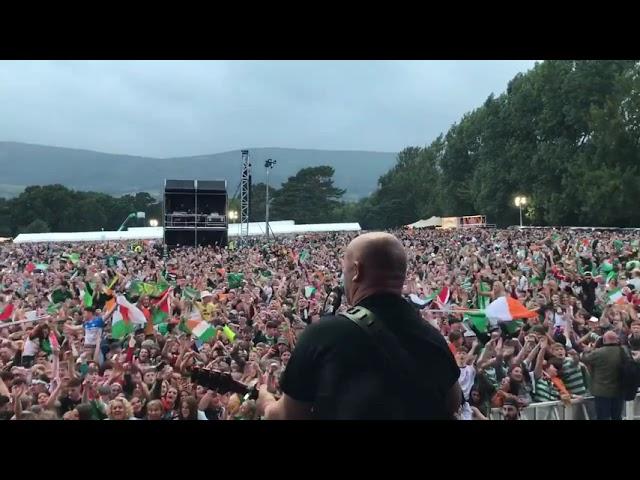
533;340;548;380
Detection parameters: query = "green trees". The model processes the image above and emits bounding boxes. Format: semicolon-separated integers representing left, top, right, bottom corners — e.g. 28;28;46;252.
271;166;345;224
357;60;640;228
0;185;163;236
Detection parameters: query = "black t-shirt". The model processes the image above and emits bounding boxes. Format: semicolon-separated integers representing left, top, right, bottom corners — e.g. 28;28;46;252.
280;293;459;420
58;396;82;416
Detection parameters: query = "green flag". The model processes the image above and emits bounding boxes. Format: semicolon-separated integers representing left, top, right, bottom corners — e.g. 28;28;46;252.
228;273;244;289
46;303;61;315
183;287;200;301
62;252;80;264
35;263;49;271
502;320;523;336
614;240;623;253
83;283;95;308
304;286;316;298
300;250;310;263
477;282;490;310
221;325;236;342
464;312;489;334
51;289;70;304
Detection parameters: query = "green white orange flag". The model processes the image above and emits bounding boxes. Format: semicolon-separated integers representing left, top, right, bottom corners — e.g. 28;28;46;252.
608;288;626;305
185;310;216;342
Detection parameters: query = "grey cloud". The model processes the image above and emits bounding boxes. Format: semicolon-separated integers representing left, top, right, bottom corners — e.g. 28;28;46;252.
0;60;536;157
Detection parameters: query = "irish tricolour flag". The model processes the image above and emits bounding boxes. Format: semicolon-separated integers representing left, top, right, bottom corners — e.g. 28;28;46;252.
112;295;148;339
485;296;537;328
184;310;216;342
607;288;626;305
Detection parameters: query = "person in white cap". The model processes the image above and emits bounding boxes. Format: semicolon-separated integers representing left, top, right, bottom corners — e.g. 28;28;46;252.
196;291;216;323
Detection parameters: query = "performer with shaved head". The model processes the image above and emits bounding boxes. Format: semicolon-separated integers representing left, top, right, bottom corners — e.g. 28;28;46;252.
258;232;461;420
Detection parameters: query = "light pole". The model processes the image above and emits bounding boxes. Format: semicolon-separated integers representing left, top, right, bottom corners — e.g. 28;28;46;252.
228;210;238;223
514;196;527;228
265;158;276;239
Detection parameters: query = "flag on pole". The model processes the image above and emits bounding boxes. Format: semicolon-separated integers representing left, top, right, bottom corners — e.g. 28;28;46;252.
485;296;537;328
304;286;316;298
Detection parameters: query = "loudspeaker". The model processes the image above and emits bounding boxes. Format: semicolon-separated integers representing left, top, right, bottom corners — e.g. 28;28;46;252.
163;179;228;248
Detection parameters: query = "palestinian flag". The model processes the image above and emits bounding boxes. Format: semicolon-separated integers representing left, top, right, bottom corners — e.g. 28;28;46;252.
485;296;537;328
304;286;316;298
0;303;14;321
111;295;148;339
436;286;450;307
152;289;171;325
607;288;626;305
185;310;216;341
228;273;244;289
409;292;437;308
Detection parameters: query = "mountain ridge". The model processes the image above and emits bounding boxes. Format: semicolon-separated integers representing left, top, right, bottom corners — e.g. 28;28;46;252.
0;142;398;201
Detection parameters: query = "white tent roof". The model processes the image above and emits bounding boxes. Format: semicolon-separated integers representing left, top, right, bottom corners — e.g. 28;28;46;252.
13;221;361;244
407;216;442;228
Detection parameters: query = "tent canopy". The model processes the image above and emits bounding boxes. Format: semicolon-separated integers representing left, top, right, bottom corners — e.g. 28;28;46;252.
13;221;361;244
407;216;442;229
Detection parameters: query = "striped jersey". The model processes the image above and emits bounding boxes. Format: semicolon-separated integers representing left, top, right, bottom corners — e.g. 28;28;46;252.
533;377;560;403
560;358;587;395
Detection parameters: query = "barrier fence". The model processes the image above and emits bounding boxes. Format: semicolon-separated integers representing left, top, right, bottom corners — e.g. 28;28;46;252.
489;393;640;420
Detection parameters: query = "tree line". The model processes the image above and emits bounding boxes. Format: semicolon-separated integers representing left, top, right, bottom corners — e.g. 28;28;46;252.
355;60;640;229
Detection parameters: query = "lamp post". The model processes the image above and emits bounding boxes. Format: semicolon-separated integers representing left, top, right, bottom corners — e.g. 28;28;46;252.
228;210;238;223
514;196;527;228
265;158;277;239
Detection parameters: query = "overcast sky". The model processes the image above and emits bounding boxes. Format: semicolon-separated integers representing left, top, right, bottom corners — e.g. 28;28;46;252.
0;60;537;158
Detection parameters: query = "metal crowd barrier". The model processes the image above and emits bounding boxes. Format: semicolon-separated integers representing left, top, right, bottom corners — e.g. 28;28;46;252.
489;393;640;420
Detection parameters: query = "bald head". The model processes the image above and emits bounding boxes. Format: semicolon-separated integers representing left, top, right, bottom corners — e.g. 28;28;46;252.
602;331;619;345
343;232;407;305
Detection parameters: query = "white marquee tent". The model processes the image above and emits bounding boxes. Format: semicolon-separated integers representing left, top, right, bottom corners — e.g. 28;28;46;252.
406;216;442;229
12;221;361;244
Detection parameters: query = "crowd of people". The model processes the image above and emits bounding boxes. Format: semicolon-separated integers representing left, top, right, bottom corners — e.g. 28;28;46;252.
1;227;639;420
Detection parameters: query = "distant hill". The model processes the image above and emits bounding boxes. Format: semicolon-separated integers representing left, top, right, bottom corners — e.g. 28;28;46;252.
0;142;397;201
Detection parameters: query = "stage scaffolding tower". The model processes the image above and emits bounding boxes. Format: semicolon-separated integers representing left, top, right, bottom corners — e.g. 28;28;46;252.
240;150;251;242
